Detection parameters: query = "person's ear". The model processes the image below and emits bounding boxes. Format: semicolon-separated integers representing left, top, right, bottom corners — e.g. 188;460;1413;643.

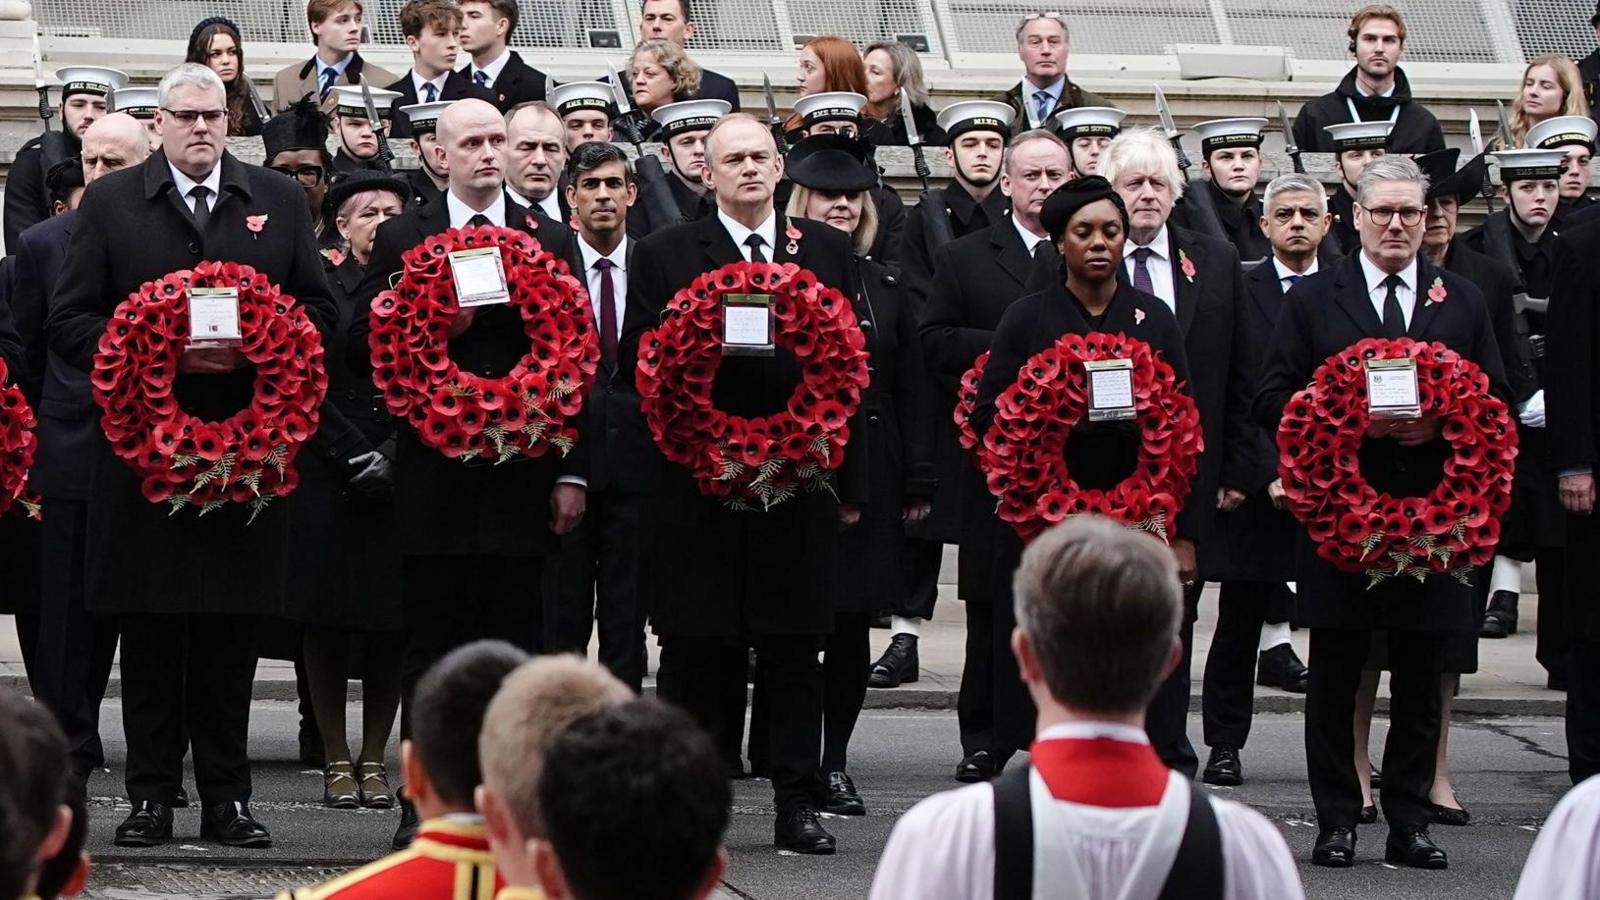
477;785;511;844
401;740;429;806
1011;627;1039;685
565;181;577;209
624;181;638;207
532;837;570;898
37;804;72;863
1160;636;1183;681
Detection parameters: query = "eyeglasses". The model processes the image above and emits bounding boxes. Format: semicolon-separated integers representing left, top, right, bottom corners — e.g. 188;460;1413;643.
1021;11;1066;22
1360;204;1426;227
270;164;326;187
161;108;228;126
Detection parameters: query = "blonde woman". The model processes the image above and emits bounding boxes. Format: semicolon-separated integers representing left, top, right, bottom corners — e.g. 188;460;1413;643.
1503;55;1590;148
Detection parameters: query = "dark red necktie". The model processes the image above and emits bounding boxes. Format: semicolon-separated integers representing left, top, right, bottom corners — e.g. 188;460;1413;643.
594;258;617;367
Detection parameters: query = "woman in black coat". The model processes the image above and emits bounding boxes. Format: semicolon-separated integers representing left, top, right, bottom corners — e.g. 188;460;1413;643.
972;177;1193;755
769;135;936;814
286;171;408;809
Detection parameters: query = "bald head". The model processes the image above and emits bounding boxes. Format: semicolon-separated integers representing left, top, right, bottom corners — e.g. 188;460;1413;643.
437;98;503;145
82;112;150;185
435;98;509;202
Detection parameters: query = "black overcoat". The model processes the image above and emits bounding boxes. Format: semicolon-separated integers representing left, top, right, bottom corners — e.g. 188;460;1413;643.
1547;219;1600;639
1290;68;1446;155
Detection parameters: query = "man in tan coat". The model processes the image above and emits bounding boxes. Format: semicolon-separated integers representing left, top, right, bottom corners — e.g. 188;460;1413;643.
272;0;398;113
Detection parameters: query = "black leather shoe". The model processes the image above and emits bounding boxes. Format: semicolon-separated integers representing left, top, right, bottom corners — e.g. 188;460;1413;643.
955;750;995;783
170;785;190;808
200;801;271;848
114;801;173;847
393;789;420;850
1431;801;1472;827
1480;590;1519;638
868;634;920;688
775;805;836;854
823;771;866;816
1312;827;1357;867
1256;644;1309;693
1202;745;1243;786
1385;829;1448;869
1360;804;1379;824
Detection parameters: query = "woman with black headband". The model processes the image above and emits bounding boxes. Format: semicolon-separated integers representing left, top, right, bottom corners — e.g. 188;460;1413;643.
186;16;265;137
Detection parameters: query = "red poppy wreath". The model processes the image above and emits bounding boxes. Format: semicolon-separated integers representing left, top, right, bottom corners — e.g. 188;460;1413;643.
954;351;988;452
368;225;598;462
971;333;1203;542
91;261;327;519
1276;337;1516;586
635;261;869;510
0;360;40;520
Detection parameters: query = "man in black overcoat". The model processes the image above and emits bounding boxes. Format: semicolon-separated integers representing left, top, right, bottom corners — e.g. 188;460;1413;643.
385;0;495;136
46;64;337;849
348;99;581;847
636;0;741;110
919;129;1070;782
1290;5;1445;155
871;102;1012;690
1255;156;1506;870
458;0;549;113
618;113;865;855
1101;128;1256;780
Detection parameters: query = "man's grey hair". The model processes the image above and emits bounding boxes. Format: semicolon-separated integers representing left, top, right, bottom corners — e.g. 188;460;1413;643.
1100;127;1187;201
1356;155;1429;208
1014;11;1069;42
157;63;225;107
1004;128;1069;173
1263;173;1328;215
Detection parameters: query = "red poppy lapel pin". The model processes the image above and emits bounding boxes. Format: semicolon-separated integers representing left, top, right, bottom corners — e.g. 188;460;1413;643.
525;212;540;231
1178;248;1196;283
245;214;269;239
785;222;803;255
1426;276;1447;307
320;246;346;266
1134;307;1146;325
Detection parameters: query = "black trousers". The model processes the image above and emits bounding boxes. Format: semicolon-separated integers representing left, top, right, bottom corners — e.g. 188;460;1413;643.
1535;549;1569;679
1144;584;1199;777
957;598;996;756
660;633;822;813
1306;627;1444;830
1568;640;1600;784
400;554;544;737
120;612;258;805
543;491;647;691
1201;580;1291;750
895;538;943;620
822;612;871;772
34;498;118;778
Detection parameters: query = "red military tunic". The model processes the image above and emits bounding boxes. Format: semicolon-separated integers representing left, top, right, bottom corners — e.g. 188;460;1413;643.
277;819;515;900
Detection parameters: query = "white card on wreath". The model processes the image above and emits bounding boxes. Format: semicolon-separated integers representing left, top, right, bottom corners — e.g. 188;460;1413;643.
722;293;775;357
1086;358;1136;422
1365;358;1421;419
187;287;242;347
449;246;511;308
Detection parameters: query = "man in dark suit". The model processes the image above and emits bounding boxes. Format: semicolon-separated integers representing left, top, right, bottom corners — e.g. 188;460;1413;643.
349;98;581;848
1199;173;1328;789
386;0;495;137
872;101;1013;690
1290;4;1445;155
12;113;149;791
459;0;548;112
1255;155;1506;870
996;13;1110;135
919;129;1070;783
619;113;864;855
543;142;650;690
47;63;337;849
638;0;740;110
5;66;127;249
1101;127;1256;780
504;102;571;224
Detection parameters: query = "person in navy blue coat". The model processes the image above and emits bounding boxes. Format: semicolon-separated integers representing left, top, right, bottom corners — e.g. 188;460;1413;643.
1254;156;1507;871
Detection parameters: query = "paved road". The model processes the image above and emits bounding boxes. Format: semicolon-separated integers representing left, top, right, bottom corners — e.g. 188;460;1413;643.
73;699;1570;900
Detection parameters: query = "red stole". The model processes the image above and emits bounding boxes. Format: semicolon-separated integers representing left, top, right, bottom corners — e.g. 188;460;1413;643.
1028;738;1170;808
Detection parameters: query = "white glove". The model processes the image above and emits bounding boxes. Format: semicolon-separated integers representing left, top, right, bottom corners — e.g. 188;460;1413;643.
1519;390;1546;429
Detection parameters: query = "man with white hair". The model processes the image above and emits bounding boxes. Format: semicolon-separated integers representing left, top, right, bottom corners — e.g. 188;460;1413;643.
1099;126;1254;781
996;13;1110;134
1255;155;1506;869
48;63;337;849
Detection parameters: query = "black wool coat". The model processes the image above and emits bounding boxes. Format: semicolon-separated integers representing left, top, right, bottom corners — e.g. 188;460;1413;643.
618;211;867;638
1290;67;1446;155
46;150;337;616
464;51;549;113
1547;220;1600;639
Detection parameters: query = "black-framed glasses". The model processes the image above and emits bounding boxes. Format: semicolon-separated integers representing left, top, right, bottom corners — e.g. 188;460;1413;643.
161;107;228;126
270;164;326;187
1360;204;1426;227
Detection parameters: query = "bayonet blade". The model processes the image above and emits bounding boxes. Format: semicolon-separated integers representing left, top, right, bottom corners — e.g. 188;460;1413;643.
899;88;921;147
1496;100;1513;148
1468;109;1484;155
244;77;270;125
31;30;44;89
1277;101;1298;155
358;73;382;128
609;61;634;116
1154;84;1178;138
762;73;780;125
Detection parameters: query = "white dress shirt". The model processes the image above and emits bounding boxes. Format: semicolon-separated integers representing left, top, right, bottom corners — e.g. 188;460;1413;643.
717;209;778;261
446;190;507;229
1272;256;1318;292
1011;214;1047;257
869;719;1306;900
169;162;222;213
1358;251;1418;330
413;70;449;103
577;235;628;344
471;49;512;88
537;193;562;222
1124;225;1176;312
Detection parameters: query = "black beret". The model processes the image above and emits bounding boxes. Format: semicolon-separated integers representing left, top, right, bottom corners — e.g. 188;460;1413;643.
326;169;411;214
1040;175;1129;241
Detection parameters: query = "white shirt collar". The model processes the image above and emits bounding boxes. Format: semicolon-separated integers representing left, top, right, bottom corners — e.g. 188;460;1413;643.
316;51;354;76
474;49;512;84
717;208;777;258
1358;251;1417;295
1131;224;1170;259
537;192;562;222
168;161;222;203
1037;721;1152;745
1273;256;1318;283
1024;75;1066;100
1011;214;1047;255
413;69;449;98
578;234;628;272
446;190;507;228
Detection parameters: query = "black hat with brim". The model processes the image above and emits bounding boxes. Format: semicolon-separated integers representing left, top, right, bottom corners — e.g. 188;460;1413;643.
785;134;878;193
1040;175;1129;242
1414;148;1486;205
326;169;411;215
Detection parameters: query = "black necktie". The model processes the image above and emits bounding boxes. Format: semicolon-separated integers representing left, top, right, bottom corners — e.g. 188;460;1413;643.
423;81;438;103
189;185;212;234
467;213;491;228
1286;274;1304;285
319;67;338;99
744;233;768;264
473;69;489;87
1381;273;1406;338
